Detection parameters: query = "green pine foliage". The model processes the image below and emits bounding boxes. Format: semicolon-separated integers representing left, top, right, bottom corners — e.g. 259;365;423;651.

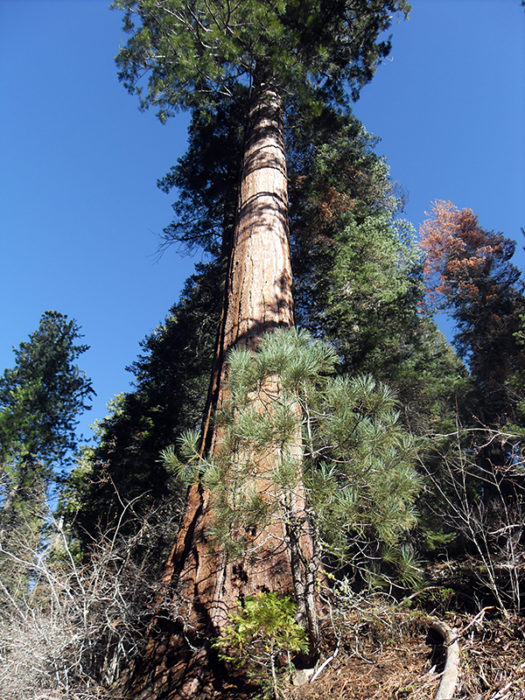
0;311;93;475
183;328;421;584
0;311;93;591
113;0;410;117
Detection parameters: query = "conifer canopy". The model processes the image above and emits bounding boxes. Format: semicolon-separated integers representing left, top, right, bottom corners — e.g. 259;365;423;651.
114;0;410;117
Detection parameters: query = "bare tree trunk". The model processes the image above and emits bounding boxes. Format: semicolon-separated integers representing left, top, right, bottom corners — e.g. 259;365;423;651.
124;83;315;699
199;80;294;455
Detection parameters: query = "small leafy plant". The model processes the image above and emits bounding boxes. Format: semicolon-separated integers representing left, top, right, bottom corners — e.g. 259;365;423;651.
213;591;308;698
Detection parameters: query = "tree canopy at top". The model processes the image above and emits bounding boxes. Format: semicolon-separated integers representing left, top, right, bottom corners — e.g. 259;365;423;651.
113;0;411;117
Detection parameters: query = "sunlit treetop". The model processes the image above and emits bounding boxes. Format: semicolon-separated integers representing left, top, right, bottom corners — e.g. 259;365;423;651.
113;0;411;118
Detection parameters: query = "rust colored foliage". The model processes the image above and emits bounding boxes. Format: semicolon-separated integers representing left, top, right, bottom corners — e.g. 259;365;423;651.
318;186;354;222
419;201;524;422
419;200;515;311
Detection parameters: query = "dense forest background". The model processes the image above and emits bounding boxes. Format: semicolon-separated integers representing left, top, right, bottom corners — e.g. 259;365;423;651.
1;1;524;699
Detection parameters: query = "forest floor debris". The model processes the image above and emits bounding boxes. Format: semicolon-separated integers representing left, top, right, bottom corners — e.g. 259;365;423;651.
283;605;525;700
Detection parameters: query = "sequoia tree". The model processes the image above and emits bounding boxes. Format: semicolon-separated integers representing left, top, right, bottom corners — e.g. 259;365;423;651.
114;1;410;696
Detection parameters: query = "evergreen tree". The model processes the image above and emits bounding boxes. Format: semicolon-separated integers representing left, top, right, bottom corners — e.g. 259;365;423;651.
288;116;466;433
0;311;93;590
158;90;248;258
114;0;409;117
196;329;421;584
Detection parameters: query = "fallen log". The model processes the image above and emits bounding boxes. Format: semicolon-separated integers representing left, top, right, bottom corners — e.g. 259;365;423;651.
429;618;460;700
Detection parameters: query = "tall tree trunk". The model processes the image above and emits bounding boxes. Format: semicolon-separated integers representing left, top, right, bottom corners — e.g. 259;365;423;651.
125;83;314;699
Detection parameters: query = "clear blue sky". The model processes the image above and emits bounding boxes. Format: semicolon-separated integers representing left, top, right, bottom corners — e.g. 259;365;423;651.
1;0;524;443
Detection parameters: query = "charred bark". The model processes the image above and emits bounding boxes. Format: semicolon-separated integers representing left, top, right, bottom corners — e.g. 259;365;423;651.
123;84;316;699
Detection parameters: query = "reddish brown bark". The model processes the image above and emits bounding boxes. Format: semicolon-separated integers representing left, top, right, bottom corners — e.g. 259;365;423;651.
124;85;315;699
